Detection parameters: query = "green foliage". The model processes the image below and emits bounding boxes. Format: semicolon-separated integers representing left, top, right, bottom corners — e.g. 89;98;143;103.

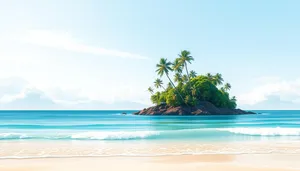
172;58;183;74
184;95;193;105
156;58;173;77
178;50;194;65
150;92;161;105
174;73;182;83
147;87;154;94
154;78;165;89
150;51;237;109
166;89;182;106
224;83;231;91
166;82;173;90
182;75;188;83
159;91;168;103
212;73;224;86
190;70;197;78
191;77;217;101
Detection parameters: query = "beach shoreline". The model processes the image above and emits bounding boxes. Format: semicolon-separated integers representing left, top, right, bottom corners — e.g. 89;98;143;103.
0;154;299;171
1;140;300;158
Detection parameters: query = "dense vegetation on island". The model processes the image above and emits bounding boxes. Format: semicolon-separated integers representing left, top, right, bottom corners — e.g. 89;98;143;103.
147;50;237;109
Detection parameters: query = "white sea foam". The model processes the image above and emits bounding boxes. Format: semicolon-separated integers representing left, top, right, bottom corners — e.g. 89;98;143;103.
0;133;29;139
70;131;159;140
1;146;300;159
0;131;160;140
217;127;300;136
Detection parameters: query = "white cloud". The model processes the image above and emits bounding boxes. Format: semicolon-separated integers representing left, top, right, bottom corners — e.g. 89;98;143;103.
0;77;149;109
20;30;149;60
240;95;300;110
237;77;300;106
0;83;59;110
46;88;89;102
0;30;153;106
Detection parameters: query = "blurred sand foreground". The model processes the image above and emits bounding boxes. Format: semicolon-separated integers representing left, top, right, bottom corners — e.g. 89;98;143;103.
0;154;299;171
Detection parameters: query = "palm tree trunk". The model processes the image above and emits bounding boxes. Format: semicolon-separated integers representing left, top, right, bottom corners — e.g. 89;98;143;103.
166;74;185;103
185;61;194;96
185;61;191;83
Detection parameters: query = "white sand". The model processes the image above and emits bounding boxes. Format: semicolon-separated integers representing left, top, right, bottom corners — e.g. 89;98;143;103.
0;154;299;171
0;140;300;170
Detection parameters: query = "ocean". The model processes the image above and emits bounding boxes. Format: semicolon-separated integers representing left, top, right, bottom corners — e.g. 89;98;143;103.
0;110;300;158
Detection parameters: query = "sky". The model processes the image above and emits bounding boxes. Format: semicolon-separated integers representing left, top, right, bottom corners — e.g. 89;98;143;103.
0;0;300;109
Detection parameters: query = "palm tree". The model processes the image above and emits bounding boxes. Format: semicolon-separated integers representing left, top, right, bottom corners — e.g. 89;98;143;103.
178;50;194;83
172;58;183;74
231;96;237;104
220;87;225;92
172;94;177;101
206;73;214;82
154;78;165;90
167;82;172;89
174;73;182;83
156;58;185;102
190;70;197;78
224;83;231;92
147;87;154;94
182;75;188;83
184;95;192;105
151;92;161;105
231;96;236;102
191;86;198;97
230;96;237;108
156;58;173;82
213;73;224;86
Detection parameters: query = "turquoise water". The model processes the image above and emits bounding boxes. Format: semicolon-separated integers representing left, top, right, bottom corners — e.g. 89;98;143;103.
0;110;300;142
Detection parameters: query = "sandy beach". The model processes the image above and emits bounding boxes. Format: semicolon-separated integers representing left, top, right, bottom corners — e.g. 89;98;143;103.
0;141;300;171
0;140;299;171
0;154;299;171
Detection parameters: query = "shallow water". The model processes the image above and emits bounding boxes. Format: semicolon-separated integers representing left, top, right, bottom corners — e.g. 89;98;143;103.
0;110;300;158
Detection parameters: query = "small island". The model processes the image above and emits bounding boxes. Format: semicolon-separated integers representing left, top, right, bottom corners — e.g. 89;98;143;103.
135;50;255;115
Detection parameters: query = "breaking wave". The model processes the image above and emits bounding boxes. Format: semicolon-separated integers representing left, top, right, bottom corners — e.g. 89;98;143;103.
217;127;300;136
0;131;160;140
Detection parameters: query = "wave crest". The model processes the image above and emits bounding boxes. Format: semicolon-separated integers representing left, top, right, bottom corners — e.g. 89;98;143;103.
70;131;159;140
0;131;160;140
217;127;300;136
0;133;29;139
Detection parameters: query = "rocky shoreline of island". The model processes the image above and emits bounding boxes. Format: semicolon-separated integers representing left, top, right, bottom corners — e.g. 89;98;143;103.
134;101;255;115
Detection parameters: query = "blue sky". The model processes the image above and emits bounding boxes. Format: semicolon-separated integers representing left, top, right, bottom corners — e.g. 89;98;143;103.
0;0;300;109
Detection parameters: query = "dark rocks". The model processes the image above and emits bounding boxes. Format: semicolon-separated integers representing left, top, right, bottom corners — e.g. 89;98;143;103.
134;101;255;115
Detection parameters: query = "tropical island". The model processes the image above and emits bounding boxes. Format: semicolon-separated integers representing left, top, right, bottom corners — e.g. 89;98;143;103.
135;50;255;115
